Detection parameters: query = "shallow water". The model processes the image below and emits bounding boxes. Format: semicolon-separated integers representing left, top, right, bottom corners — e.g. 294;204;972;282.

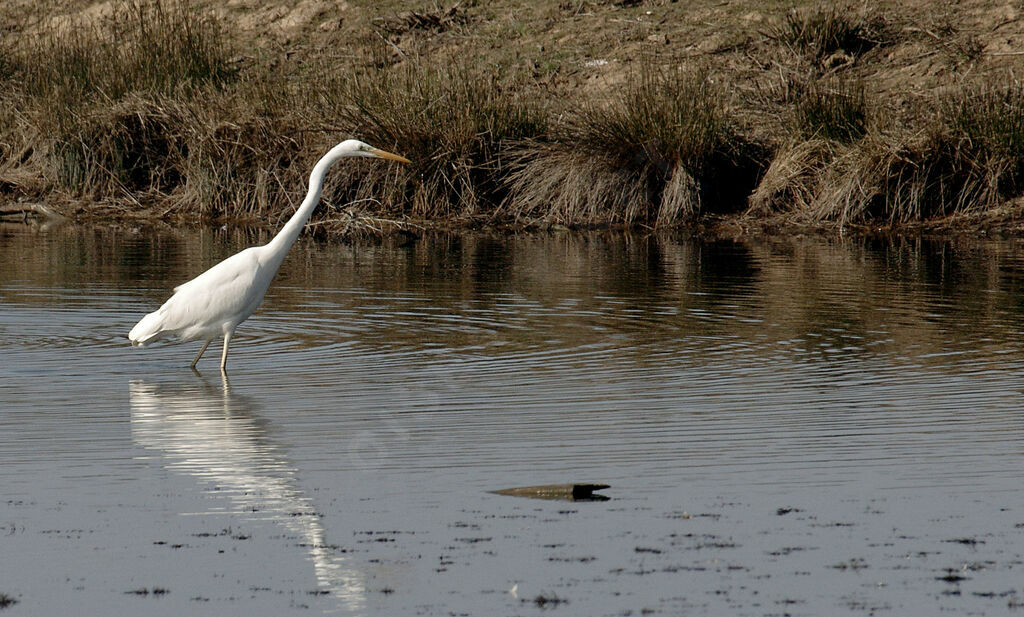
2;223;1024;615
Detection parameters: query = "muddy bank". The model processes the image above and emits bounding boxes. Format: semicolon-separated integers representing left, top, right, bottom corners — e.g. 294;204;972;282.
2;1;1024;235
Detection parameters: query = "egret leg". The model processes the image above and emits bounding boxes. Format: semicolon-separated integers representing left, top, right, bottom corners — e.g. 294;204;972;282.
220;331;233;373
191;340;212;369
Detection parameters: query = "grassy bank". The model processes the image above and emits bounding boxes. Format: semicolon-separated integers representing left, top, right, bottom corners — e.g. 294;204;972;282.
2;0;1024;235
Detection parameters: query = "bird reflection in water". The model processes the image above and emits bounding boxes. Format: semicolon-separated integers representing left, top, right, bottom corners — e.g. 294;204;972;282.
128;373;364;611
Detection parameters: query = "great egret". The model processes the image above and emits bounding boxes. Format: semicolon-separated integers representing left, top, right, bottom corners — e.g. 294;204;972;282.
128;139;410;372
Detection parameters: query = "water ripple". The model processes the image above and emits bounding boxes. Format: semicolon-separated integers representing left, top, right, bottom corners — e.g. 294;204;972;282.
4;232;1024;499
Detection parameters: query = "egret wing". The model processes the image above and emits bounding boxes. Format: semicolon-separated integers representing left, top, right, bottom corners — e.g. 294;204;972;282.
156;247;272;339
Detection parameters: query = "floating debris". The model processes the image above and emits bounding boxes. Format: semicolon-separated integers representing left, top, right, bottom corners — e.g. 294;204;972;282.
532;592;567;608
937;569;970;584
492;483;610;502
124;587;169;596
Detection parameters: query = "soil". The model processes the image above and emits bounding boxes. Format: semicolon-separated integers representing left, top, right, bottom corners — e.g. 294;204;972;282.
3;0;1024;235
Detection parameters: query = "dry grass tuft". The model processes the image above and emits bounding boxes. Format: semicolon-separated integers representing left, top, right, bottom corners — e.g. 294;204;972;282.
840;81;1024;224
771;4;889;68
326;60;548;220
0;0;236;204
499;145;654;225
501;68;761;226
749;77;866;218
792;78;867;143
47;90;308;220
748;138;838;217
753;79;1024;226
8;1;231;114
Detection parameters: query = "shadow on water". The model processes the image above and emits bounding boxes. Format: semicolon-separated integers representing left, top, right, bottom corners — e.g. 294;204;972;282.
128;372;365;612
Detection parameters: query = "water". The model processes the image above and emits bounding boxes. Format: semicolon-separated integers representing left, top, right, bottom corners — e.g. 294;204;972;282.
2;223;1024;616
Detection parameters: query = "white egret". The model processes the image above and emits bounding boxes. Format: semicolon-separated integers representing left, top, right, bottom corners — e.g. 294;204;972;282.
128;139;410;372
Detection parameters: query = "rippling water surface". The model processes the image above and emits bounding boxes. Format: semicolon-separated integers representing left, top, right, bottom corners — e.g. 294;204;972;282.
3;223;1024;616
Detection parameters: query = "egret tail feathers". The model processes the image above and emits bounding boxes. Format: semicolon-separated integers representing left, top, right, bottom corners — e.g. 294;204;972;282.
128;310;167;347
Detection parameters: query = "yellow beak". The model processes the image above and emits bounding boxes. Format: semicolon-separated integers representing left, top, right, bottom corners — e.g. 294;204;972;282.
369;147;411;164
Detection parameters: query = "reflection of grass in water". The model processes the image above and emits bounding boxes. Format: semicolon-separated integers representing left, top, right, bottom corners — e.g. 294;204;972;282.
3;226;1023;367
0;592;18;608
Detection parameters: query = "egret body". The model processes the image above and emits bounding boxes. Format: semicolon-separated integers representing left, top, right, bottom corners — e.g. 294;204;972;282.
128;139;410;372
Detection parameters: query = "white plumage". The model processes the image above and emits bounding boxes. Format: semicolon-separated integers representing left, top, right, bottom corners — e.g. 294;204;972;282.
128;139;410;371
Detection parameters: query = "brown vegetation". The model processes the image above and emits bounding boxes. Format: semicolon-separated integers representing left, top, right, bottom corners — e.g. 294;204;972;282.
2;1;1024;236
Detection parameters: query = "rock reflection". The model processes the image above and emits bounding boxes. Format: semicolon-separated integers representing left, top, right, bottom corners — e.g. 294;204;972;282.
128;375;364;611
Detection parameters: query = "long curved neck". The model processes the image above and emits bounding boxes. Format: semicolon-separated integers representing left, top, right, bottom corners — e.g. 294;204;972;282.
264;153;338;261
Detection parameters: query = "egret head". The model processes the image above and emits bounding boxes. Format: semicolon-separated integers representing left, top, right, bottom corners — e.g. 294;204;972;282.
331;139;411;164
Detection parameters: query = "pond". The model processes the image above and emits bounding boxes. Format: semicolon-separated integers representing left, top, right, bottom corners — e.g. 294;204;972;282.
2;222;1024;616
